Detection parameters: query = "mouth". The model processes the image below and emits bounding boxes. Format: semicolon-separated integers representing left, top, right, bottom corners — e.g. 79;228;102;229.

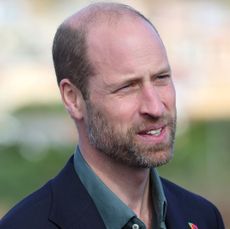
136;125;167;144
145;128;162;137
138;125;165;136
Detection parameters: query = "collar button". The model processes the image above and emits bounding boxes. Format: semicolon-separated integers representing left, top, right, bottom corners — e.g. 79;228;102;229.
132;224;140;229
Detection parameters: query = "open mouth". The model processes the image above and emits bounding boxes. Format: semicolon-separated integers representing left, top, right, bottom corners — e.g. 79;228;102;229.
136;125;167;145
145;128;162;136
138;126;165;137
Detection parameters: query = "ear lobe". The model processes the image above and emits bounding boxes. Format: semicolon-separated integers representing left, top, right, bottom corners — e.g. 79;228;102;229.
59;79;85;120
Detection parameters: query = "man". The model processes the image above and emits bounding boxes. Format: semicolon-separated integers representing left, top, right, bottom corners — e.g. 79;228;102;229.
0;2;225;229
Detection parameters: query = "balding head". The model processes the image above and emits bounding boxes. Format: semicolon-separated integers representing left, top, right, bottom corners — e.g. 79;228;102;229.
63;2;156;30
52;2;160;98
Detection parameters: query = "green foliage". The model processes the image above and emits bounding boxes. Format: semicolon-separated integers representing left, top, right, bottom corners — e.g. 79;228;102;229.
159;120;230;193
0;144;74;211
13;102;66;115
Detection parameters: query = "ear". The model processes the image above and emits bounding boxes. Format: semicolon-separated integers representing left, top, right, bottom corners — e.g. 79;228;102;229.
59;79;85;120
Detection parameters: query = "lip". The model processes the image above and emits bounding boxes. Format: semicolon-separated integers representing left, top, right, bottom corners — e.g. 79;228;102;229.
137;124;166;134
136;125;168;144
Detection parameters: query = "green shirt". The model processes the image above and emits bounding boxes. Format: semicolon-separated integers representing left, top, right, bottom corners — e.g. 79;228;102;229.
74;147;167;229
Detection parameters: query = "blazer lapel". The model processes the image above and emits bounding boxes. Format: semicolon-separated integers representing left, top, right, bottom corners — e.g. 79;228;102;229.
162;178;187;229
48;156;106;229
165;198;185;229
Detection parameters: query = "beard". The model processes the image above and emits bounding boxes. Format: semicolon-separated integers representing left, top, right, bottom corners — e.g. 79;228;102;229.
85;100;176;168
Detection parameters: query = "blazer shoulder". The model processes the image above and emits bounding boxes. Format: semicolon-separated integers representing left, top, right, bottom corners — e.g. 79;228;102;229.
0;180;55;229
161;177;215;206
0;156;105;229
161;177;225;228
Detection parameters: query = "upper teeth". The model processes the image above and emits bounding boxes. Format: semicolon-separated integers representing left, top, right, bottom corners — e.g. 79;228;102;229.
147;128;161;136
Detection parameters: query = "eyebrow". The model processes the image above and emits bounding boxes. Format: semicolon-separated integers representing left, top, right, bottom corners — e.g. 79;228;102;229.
107;67;171;92
104;76;138;93
152;66;172;76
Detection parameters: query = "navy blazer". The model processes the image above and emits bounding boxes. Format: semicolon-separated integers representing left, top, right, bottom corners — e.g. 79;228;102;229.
0;156;225;229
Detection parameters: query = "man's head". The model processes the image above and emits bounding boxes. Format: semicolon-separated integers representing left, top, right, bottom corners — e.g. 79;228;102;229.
53;2;177;168
52;2;158;99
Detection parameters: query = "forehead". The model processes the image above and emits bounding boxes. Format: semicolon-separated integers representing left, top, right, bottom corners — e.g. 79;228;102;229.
86;17;169;80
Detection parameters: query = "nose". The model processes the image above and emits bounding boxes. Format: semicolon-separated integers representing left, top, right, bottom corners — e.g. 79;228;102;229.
139;86;165;118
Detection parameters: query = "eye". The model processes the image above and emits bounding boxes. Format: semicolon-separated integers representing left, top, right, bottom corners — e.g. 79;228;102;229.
114;81;139;94
121;83;135;89
155;74;171;86
157;74;170;79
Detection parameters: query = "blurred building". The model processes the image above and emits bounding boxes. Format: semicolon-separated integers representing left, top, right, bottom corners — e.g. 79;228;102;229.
0;0;230;148
0;0;230;120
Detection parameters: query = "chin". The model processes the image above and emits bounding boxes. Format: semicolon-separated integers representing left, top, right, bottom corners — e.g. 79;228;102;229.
142;149;174;168
151;152;173;167
122;149;174;169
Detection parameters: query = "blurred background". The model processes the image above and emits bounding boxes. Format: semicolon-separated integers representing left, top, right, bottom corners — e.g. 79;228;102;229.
0;0;229;226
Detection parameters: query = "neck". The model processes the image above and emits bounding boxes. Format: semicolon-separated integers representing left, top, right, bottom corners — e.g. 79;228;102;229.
78;140;153;227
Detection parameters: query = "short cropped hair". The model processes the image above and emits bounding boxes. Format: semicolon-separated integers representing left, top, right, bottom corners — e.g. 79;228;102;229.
52;2;157;99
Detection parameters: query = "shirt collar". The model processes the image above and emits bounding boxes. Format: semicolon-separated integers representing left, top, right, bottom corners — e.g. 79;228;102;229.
74;147;167;229
150;168;167;228
74;147;135;229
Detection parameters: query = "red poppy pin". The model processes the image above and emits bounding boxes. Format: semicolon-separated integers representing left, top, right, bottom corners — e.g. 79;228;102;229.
188;222;198;229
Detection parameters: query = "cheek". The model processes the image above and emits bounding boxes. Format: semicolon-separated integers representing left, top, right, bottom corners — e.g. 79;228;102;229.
159;84;176;110
104;96;139;123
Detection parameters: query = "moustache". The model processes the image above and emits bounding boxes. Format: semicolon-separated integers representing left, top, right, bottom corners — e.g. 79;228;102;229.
128;114;175;134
